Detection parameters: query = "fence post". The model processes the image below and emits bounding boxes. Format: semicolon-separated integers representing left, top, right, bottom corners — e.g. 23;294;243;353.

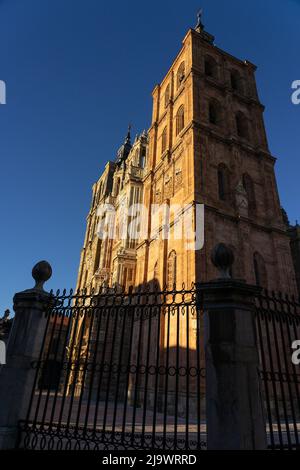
199;243;267;450
0;261;52;449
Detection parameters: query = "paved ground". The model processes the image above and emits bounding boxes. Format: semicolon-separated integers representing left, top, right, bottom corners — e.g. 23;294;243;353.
21;393;300;450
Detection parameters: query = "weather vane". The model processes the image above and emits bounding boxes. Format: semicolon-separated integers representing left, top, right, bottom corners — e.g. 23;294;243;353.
196;8;204;30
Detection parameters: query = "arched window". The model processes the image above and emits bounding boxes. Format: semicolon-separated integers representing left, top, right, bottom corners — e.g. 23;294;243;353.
176;62;185;89
161;127;167;154
218;163;230;201
176;105;184;135
167;250;177;290
205;55;218;79
164;84;170;108
94;239;101;274
139;148;146;168
242;173;256;214
253;252;268;288
209;100;222;126
236;111;249;139
231;69;243;93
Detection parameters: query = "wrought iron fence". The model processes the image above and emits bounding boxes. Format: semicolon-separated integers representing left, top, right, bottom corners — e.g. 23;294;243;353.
18;284;206;450
17;282;300;451
255;290;300;450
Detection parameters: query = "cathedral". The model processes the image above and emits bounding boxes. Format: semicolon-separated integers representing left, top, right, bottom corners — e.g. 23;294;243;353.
76;17;299;297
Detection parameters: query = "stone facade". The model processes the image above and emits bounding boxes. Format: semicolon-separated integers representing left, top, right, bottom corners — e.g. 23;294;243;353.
77;129;147;292
71;21;299;409
76;22;298;297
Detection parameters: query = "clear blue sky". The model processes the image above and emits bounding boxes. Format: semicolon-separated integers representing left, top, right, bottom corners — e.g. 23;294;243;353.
0;0;299;313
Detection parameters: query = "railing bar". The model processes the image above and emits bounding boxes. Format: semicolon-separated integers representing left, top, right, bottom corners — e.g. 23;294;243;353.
83;305;104;432
162;304;171;450
111;306;128;436
276;299;297;448
255;305;275;449
56;307;81;429
174;304;180;450
101;306;120;438
270;301;292;448
33;308;59;429
74;307;96;431
264;295;284;449
152;304;162;449
65;305;88;432
40;312;64;428
24;309;52;426
141;304;153;447
121;306;135;443
195;286;202;450
92;308;111;432
47;309;71;428
186;303;190;450
130;302;144;445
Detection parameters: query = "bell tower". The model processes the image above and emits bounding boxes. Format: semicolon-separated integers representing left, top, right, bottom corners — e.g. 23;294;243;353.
136;15;298;295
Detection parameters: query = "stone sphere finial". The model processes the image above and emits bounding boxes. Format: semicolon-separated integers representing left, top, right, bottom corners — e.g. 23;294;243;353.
32;261;52;290
211;243;234;279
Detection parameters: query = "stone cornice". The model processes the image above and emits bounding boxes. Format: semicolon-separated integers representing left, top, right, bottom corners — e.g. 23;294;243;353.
204;204;289;237
192;120;275;163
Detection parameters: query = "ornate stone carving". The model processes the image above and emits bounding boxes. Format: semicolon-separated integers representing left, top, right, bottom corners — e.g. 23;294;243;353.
175;168;183;190
155;191;162;204
235;180;248;217
164;175;173;199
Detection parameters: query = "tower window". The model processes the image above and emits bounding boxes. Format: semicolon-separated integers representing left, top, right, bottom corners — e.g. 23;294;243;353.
176;62;185;89
176;105;185;135
209;100;222;126
218;163;230;201
204;55;218;79
139;148;146;168
161;126;167;154
231;69;243;93
94;239;101;274
236;111;249;139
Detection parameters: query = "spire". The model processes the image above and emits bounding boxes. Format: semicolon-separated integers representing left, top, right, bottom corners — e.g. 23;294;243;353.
125;124;131;145
115;125;132;165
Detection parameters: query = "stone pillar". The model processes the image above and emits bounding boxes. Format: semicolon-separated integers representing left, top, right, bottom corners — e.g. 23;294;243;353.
199;243;267;450
0;261;52;449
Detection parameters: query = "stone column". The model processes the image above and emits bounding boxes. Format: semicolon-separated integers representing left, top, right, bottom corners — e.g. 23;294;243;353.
199;244;267;450
0;261;52;449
